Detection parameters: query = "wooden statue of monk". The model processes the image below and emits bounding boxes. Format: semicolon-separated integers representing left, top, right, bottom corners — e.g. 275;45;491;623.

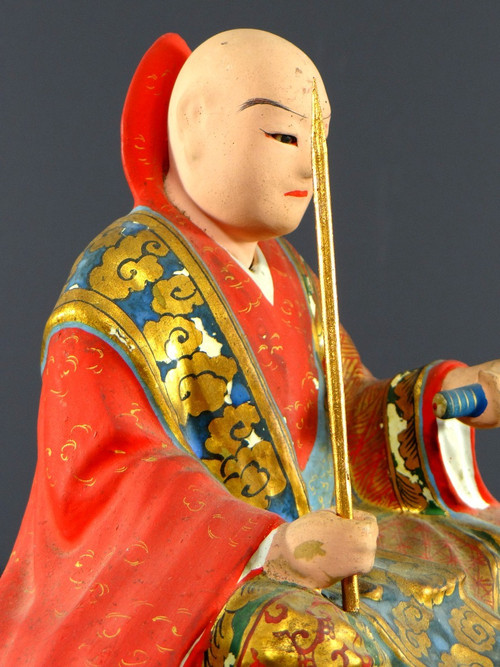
1;29;498;665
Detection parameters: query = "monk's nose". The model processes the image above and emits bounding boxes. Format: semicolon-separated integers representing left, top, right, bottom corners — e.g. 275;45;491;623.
298;137;313;180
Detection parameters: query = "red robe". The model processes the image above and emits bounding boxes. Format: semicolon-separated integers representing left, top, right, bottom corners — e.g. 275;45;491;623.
1;206;497;664
1;33;498;665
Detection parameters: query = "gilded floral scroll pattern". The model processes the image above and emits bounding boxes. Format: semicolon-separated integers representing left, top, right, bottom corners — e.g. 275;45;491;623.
59;214;298;518
205;574;389;666
207;556;499;666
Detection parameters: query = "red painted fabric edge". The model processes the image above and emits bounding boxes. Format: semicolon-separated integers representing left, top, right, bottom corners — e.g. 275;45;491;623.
422;361;498;510
121;33;191;213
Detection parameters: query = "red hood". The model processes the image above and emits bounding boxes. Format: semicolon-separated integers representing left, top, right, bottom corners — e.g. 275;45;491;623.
121;33;191;214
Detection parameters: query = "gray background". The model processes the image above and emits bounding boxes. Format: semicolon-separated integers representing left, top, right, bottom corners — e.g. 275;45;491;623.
1;1;499;571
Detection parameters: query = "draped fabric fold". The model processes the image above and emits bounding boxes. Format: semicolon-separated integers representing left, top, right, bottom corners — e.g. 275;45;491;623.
1;31;499;665
2;207;498;664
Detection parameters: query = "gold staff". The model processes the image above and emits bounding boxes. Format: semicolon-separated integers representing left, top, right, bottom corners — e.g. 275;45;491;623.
311;79;360;612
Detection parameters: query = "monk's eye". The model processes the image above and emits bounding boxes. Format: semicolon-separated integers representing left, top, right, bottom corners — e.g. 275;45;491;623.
261;130;298;146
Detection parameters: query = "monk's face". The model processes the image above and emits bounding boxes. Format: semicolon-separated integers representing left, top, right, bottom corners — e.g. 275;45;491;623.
167;30;330;243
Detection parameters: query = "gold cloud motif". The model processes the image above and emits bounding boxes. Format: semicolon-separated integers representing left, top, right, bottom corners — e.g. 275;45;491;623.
438;644;494;667
205;403;260;458
164;352;237;424
89;231;168;300
144;316;202;363
205;439;286;509
151;274;203;316
449;606;496;652
87;225;127;252
393;600;432;659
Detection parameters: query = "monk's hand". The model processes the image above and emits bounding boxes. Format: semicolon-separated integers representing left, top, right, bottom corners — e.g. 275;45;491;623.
263;509;378;590
442;360;500;428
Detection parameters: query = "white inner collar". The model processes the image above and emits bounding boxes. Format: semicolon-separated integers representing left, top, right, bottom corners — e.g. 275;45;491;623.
234;245;274;305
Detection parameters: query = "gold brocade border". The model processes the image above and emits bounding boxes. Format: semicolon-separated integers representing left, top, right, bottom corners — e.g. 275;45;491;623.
144;213;310;516
43;210;310;516
45;291;192;455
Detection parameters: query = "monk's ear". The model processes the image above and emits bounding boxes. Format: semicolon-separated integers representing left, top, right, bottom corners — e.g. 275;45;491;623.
170;90;206;165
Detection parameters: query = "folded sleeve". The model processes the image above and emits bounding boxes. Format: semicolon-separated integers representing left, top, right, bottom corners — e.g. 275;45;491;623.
0;327;283;664
341;327;497;514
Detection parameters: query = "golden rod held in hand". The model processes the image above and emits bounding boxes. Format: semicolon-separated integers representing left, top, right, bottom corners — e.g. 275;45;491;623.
311;79;360;613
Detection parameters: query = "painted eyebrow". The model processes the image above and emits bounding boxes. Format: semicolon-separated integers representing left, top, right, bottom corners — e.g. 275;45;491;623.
239;97;331;122
239;97;306;119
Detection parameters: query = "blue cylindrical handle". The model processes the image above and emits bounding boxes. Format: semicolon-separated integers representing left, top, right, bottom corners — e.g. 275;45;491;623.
432;383;487;419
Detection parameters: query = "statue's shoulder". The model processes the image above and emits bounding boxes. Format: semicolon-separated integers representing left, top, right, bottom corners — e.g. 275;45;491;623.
61;209;183;295
43;209;188;353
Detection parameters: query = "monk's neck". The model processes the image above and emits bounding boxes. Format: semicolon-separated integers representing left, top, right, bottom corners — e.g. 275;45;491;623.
164;173;257;268
187;215;257;269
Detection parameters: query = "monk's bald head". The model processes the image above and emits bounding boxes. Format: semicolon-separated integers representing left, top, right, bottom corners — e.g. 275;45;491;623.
169;29;325;120
165;29;330;255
